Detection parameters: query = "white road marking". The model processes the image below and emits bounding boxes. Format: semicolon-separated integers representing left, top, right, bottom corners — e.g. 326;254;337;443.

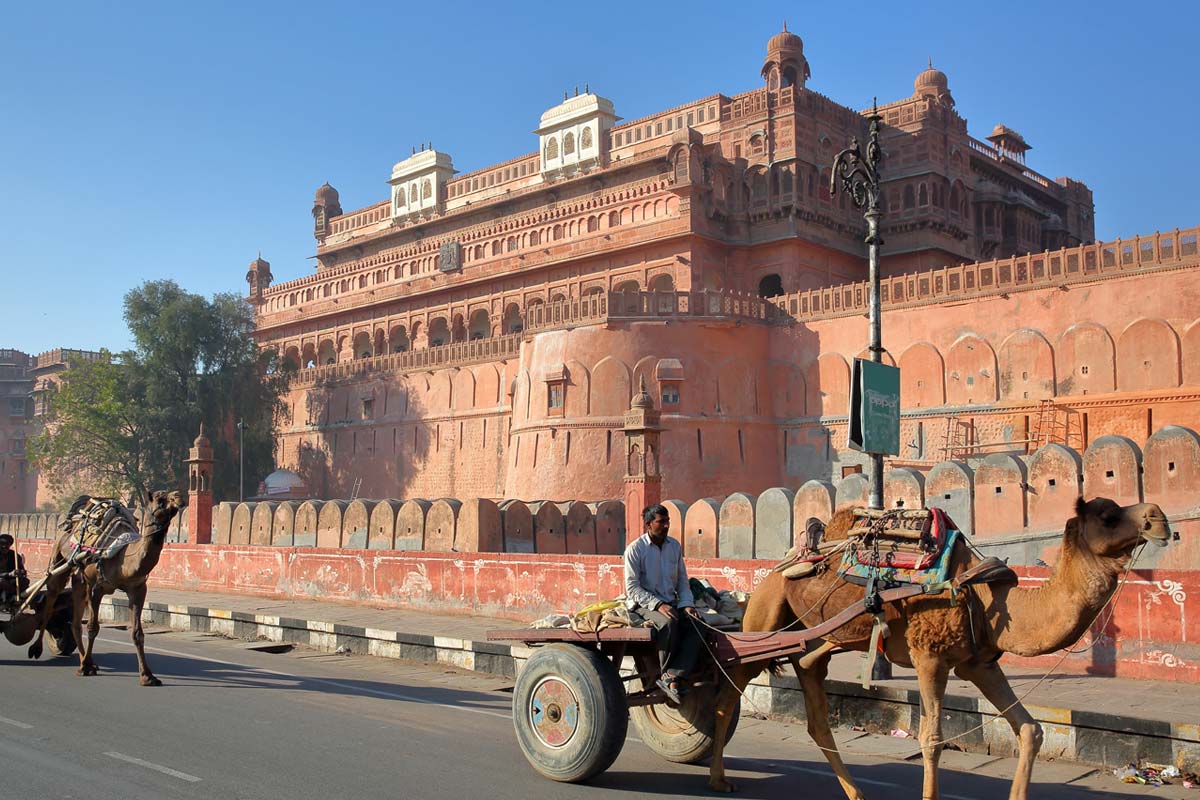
105;751;202;782
0;715;33;730
98;637;512;720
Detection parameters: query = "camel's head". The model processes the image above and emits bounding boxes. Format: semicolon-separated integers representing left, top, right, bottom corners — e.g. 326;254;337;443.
1072;497;1172;560
148;490;187;524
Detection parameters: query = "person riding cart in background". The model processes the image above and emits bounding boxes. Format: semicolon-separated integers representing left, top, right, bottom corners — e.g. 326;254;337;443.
623;504;703;704
0;533;30;605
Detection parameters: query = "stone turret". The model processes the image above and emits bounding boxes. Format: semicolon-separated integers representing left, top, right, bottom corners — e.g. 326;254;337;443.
245;254;272;305
185;424;214;544
312;182;342;242
761;24;810;90
622;376;663;544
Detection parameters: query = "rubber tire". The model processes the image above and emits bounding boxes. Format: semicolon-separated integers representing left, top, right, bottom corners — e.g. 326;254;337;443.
45;624;77;658
631;680;740;764
513;643;628;782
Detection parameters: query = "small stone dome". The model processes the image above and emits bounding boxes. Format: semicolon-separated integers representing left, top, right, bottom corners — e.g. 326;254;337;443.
915;62;948;92
914;60;953;105
314;182;340;206
631;376;654;409
260;468;308;497
193;423;211;449
767;24;804;53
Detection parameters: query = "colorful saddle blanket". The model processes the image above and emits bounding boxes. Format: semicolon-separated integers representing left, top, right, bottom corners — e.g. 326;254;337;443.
839;528;959;588
838;507;959;588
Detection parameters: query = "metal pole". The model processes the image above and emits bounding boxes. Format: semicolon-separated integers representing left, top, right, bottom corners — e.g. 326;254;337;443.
238;419;244;502
833;101;892;682
832;100;886;510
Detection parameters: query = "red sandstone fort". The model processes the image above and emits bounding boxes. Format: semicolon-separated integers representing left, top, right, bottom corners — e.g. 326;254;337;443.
4;29;1199;552
246;30;1192;510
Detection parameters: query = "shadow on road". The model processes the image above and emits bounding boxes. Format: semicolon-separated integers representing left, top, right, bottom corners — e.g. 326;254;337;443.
0;637;511;719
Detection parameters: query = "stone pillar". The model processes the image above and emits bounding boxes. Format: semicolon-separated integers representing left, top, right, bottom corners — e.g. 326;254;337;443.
623;377;662;545
185;424;214;544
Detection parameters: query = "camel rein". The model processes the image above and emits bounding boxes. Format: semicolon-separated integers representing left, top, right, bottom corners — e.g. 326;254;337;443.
696;541;1147;755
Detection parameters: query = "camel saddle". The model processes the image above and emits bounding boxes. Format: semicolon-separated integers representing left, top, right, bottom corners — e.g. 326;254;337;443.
61;496;140;557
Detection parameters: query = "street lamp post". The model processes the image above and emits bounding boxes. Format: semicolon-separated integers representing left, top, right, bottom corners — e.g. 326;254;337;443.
237;419;245;503
831;100;885;511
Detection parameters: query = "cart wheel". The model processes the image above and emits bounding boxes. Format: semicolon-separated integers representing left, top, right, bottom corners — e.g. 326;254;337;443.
631;679;740;764
45;625;77;658
512;643;627;782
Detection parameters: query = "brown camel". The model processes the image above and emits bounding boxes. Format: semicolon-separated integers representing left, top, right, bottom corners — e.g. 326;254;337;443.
28;490;186;686
708;497;1172;800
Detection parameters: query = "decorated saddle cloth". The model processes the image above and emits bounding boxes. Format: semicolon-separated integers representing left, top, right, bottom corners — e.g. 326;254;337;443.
837;507;960;589
62;496;140;557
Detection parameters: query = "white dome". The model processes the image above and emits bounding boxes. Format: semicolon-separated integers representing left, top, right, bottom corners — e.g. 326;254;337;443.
261;469;307;495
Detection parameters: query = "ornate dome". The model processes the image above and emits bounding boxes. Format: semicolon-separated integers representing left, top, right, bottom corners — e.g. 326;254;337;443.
767;24;804;53
314;182;340;206
915;61;947;91
914;60;953;105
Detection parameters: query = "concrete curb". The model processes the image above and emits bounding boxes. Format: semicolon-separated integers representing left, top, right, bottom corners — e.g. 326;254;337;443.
100;596;1200;773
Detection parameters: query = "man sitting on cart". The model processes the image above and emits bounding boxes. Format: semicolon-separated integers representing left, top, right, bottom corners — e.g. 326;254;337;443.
623;504;702;705
0;533;30;607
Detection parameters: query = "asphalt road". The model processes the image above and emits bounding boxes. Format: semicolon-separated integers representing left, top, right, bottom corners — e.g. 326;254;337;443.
0;626;1190;800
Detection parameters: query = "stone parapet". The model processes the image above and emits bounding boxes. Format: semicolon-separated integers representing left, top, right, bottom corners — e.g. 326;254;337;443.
770;226;1199;322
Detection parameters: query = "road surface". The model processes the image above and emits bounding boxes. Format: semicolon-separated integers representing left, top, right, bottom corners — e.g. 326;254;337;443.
0;624;1189;799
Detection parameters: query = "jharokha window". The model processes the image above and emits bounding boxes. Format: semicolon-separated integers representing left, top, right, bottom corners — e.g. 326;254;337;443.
547;382;565;416
660;381;681;410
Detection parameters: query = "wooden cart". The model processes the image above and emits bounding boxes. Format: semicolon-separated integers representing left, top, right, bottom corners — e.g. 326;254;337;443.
488;584;924;783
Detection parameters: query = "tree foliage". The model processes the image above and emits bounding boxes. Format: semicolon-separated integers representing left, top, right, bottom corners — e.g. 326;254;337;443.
30;281;288;505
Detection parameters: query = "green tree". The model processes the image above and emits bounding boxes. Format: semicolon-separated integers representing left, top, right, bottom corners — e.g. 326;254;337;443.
31;280;288;504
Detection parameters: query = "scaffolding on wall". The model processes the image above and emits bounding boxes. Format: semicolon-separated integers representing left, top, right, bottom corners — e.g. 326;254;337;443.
940;399;1083;461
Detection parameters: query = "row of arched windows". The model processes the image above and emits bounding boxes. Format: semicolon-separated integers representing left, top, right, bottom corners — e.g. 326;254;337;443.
395;179;433;209
543;127;595;161
277;277;677;369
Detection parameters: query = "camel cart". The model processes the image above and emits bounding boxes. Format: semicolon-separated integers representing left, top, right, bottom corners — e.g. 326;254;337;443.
488;583;926;783
0;559;76;657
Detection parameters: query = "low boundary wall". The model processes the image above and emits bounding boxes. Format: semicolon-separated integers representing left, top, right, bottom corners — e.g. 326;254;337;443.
15;540;1199;684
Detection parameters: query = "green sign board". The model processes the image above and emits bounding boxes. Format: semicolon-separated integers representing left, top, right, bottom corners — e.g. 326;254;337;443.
848;358;900;455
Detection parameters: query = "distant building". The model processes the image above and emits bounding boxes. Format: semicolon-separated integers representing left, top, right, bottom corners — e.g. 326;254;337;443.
0;348;103;511
248;28;1196;504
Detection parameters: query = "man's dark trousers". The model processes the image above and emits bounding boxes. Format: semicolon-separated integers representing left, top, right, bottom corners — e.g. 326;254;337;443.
641;607;703;678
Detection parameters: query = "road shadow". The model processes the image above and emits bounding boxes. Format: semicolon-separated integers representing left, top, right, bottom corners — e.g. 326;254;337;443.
0;636;510;718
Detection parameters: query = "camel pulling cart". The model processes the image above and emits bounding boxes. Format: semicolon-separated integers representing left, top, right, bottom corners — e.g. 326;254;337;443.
487;581;931;782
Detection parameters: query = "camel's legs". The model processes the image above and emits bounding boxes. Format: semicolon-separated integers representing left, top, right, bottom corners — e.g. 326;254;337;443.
913;652;951;800
69;576;91;675
78;581;104;676
126;584;161;686
954;661;1043;800
794;653;866;800
707;663;756;793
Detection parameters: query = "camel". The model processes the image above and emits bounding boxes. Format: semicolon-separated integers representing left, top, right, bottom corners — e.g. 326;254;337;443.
708;497;1172;800
27;490;186;686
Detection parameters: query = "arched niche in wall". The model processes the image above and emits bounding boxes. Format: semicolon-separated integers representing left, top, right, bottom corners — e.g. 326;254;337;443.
998;328;1055;402
1117;318;1181;391
805;353;850;417
945;334;998;405
898;342;945;408
1055;322;1115;397
1182;320;1200;387
590;356;631;417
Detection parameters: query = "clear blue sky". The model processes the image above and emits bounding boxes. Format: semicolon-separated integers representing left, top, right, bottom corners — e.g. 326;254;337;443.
2;0;1193;355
